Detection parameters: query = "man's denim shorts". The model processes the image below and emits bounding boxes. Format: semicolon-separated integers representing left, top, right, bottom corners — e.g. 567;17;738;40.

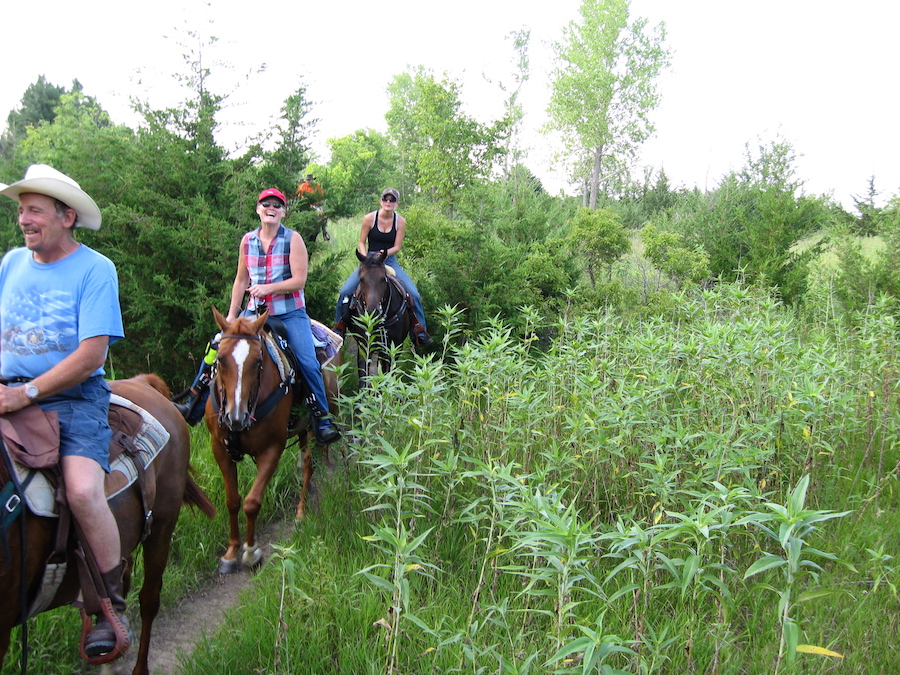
38;376;113;473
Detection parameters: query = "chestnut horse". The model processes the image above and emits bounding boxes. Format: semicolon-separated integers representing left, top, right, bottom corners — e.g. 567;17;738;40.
0;374;216;675
205;307;341;574
349;250;411;384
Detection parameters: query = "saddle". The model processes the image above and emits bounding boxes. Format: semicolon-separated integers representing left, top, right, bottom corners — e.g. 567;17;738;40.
0;395;170;620
259;316;340;404
2;396;169;519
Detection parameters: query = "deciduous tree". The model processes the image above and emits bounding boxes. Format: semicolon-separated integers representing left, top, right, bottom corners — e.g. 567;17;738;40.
321;129;398;218
386;68;507;210
567;206;630;285
547;0;669;208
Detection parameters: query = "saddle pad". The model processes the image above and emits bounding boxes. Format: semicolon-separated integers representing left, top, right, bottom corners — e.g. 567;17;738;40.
310;319;343;367
108;393;170;475
264;332;294;384
12;394;170;518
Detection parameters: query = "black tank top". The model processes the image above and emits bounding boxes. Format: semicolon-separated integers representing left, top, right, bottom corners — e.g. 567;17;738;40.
367;210;397;252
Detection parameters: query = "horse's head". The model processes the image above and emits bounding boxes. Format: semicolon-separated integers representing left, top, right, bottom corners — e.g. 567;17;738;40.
354;250;390;317
211;306;268;431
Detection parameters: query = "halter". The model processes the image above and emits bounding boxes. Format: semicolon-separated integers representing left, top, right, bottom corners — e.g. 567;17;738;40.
353;273;408;328
210;332;291;439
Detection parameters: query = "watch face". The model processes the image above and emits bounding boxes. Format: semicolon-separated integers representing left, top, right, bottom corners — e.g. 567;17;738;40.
25;385;39;401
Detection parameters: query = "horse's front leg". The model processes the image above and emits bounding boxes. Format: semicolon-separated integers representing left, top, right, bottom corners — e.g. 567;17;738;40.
212;439;244;574
295;439;313;521
241;446;283;568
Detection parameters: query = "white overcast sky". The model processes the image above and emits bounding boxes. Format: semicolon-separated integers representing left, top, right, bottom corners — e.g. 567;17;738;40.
3;0;898;208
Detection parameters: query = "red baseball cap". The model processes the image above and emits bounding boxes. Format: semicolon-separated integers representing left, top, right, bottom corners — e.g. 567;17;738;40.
258;188;286;205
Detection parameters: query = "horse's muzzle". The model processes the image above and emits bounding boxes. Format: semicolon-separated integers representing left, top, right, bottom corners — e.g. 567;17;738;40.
219;409;253;432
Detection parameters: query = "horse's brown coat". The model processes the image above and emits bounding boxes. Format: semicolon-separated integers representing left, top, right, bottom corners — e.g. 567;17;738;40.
205;308;340;574
0;374;216;675
350;250;411;383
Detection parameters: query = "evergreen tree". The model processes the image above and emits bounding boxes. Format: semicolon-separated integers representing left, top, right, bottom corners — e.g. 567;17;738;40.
851;176;884;236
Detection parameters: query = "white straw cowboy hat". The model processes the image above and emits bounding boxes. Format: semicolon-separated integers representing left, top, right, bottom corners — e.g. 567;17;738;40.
0;164;102;230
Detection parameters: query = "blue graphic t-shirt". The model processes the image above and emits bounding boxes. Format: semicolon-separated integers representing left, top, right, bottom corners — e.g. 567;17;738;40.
0;245;124;380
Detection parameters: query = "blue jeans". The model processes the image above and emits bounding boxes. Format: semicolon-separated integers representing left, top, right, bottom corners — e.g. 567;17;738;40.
246;307;330;415
335;255;426;330
38;376;113;472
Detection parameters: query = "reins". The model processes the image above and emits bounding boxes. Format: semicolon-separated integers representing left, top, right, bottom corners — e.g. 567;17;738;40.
210;330;292;456
0;441;28;675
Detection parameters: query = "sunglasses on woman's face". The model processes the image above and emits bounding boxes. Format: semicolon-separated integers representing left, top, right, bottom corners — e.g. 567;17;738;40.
260;201;284;209
382;196;397;203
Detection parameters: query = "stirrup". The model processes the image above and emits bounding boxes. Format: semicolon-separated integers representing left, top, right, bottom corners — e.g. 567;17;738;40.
80;600;131;664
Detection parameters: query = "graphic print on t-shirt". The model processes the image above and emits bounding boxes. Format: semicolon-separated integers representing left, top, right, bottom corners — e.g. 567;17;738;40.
1;286;78;356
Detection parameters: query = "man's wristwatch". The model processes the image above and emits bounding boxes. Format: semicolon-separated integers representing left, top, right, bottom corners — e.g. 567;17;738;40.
24;383;40;403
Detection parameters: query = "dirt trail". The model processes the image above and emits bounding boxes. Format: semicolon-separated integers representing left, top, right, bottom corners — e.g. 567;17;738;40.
95;453;343;674
108;519;293;675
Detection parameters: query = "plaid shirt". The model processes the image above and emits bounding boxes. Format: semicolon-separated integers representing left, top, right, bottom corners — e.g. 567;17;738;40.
242;224;304;315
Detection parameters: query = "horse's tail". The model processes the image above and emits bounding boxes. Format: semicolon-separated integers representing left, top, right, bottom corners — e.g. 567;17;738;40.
132;372;172;400
184;474;217;519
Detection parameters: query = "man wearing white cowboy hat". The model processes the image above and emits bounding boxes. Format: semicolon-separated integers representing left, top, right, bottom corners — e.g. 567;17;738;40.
0;164;129;658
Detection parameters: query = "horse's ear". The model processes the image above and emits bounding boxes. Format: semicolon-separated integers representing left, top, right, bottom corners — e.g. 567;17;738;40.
356;249;366;263
212;307;229;331
250;308;268;333
376;249;387;264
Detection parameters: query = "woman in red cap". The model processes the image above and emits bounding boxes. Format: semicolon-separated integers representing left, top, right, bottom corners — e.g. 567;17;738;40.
177;188;339;444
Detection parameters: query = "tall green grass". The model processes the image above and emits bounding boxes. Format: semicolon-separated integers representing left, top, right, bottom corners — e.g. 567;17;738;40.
173;282;898;674
312;215;362;283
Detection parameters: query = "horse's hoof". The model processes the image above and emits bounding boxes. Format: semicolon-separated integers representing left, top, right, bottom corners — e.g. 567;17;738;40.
241;543;263;568
218;557;241;575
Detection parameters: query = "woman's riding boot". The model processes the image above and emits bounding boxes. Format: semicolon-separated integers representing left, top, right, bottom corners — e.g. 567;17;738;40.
315;418;341;445
175;339;218;425
410;321;433;347
404;299;433;347
174;361;212;426
307;396;340;445
84;560;132;658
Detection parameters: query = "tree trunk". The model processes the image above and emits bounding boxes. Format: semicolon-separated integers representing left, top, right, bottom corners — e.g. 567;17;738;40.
589;145;602;210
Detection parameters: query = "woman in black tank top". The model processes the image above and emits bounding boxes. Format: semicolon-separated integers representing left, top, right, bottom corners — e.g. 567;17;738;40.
367;209;397;252
334;188;432;346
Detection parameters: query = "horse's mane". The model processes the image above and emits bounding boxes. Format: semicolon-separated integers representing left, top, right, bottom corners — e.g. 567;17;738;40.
228;314;264;336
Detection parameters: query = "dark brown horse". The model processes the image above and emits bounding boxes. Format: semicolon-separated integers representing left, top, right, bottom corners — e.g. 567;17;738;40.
0;374;216;675
205;307;341;574
349;250;412;384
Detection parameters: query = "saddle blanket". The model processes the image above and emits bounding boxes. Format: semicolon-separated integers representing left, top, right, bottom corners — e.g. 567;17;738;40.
11;394;170;518
310;318;343;367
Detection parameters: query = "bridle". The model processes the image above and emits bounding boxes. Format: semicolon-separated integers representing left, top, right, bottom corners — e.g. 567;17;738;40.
353;268;408;330
211;333;265;430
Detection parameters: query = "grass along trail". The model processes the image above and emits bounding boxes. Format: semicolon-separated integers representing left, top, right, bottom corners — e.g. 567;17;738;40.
110;519;295;675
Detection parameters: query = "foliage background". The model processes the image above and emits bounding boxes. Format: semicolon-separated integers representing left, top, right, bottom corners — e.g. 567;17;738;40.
2;2;900;672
